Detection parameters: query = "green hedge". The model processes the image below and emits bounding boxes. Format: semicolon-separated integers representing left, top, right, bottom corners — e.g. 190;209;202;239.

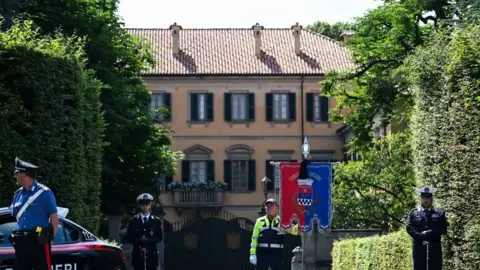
332;230;412;270
0;21;104;232
407;23;480;269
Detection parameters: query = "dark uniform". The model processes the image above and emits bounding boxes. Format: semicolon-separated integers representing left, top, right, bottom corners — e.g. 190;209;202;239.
127;193;163;270
406;187;447;270
9;157;57;270
250;198;298;270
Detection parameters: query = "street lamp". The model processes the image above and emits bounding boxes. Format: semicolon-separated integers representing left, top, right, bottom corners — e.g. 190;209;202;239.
258;176;271;216
302;137;310;160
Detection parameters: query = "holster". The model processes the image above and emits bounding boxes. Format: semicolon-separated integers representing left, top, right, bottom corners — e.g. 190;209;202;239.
37;225;54;244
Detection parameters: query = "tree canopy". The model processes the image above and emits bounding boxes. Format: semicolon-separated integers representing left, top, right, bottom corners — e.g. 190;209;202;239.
0;20;104;230
320;0;480;151
1;0;181;219
306;21;356;41
332;132;416;232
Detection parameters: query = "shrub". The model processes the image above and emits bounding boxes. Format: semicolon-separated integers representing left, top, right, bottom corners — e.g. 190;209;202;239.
0;20;104;232
407;23;480;269
332;229;412;270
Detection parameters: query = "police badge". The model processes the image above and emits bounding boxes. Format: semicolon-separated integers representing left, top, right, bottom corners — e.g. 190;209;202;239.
150;230;154;236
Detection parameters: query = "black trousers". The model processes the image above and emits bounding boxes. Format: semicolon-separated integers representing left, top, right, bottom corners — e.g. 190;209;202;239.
134;267;157;270
256;252;283;270
13;235;52;270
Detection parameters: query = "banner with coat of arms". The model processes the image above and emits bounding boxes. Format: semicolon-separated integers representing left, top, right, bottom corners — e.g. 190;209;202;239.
279;160;333;232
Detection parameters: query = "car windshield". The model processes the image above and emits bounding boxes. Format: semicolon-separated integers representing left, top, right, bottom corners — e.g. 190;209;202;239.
0;213;74;246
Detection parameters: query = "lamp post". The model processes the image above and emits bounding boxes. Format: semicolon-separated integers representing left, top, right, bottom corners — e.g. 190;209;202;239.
258;176;271;216
302;137;310;160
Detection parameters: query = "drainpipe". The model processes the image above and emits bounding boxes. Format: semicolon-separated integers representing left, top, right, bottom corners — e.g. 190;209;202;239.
300;76;305;160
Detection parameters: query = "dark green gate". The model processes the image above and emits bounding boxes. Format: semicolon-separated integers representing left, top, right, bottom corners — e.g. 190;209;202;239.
164;210;301;270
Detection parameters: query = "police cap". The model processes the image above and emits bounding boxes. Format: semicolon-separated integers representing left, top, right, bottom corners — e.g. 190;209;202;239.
136;193;154;204
419;186;436;198
264;198;278;206
14;157;39;174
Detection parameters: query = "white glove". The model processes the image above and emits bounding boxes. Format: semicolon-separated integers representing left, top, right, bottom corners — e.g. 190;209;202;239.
249;255;257;265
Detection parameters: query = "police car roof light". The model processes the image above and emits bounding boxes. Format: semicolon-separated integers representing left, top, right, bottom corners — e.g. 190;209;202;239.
57;207;69;218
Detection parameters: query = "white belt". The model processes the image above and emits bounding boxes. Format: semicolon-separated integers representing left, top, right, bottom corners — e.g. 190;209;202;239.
258;243;283;248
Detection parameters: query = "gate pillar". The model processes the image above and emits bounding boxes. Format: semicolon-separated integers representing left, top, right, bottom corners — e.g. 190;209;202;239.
291;232;317;270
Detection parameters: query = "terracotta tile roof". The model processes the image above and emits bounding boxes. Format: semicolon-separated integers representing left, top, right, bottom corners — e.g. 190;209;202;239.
126;26;355;76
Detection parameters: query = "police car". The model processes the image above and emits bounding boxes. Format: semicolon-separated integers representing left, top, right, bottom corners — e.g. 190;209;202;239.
0;207;127;270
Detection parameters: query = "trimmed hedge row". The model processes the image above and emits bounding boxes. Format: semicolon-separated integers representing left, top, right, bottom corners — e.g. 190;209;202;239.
408;24;480;269
332;230;412;270
0;21;104;232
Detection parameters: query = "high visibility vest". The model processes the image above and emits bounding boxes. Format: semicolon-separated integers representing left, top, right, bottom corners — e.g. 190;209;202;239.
250;215;289;254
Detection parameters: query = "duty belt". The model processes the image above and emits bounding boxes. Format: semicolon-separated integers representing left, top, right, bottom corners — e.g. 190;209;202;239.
258;243;284;248
13;230;36;236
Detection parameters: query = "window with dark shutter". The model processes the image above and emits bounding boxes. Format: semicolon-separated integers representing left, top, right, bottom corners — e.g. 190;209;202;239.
320;96;329;121
165;175;173;190
224;160;232;191
248;93;255;121
164;93;172;121
272;93;289;121
265;93;273;121
288;92;296;121
247;160;256;191
206;160;215;181
231;160;249;191
206;93;214;121
181;160;190;182
306;93;314;122
224;93;232;121
190;94;198;121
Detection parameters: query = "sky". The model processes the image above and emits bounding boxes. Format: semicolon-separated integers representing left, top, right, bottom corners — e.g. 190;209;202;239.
117;0;382;29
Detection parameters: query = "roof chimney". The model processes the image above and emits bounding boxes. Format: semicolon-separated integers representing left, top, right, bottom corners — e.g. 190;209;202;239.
169;22;182;56
291;22;303;55
252;23;264;58
340;30;356;43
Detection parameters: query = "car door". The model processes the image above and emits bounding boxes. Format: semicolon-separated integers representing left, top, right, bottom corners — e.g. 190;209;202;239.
0;214;16;270
50;220;90;270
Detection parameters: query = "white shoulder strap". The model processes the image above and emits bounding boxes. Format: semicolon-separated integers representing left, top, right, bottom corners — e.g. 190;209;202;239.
16;189;45;221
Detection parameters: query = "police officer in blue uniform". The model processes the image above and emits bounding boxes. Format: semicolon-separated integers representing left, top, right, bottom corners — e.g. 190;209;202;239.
127;193;163;270
9;157;58;270
406;187;448;270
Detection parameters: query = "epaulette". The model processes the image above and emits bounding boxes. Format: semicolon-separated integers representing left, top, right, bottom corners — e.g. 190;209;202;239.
435;208;446;215
37;183;50;191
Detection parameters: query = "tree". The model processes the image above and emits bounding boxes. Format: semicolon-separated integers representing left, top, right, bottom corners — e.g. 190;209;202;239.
0;20;104;231
321;0;479;151
2;0;181;222
306;21;356;41
332;132;416;232
407;23;480;270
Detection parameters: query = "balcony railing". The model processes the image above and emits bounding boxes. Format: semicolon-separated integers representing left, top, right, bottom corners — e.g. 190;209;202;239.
172;190;224;207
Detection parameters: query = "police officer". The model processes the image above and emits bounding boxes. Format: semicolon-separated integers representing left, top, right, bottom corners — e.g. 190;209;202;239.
127;193;163;270
406;187;448;270
249;198;298;270
9;157;58;270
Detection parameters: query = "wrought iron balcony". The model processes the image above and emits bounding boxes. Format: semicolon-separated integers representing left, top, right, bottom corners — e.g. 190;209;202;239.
172;190;224;207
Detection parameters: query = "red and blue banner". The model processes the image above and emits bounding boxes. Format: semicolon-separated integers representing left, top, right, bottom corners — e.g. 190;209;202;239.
279;161;333;232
